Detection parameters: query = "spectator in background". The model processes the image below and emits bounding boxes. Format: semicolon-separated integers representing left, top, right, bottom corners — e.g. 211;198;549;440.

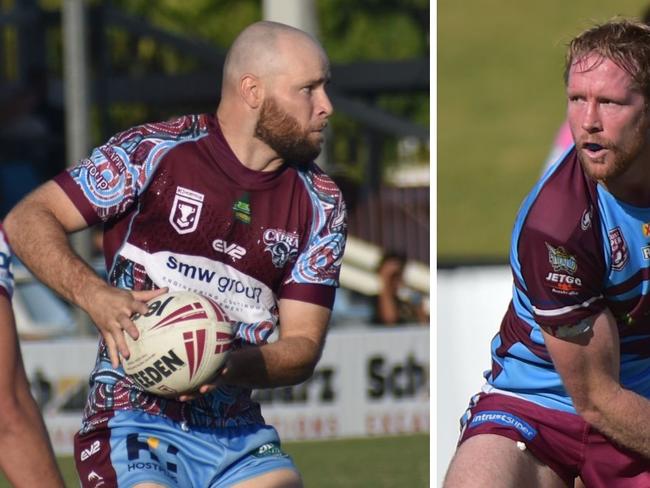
0;68;64;216
372;251;428;325
0;224;64;486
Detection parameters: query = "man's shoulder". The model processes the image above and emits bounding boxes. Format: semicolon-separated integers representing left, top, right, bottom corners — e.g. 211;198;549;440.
107;114;211;147
296;162;345;203
522;152;598;243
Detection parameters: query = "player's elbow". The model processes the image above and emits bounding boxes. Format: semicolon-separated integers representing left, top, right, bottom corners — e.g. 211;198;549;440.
574;401;605;427
3;194;47;247
290;338;323;384
293;355;319;384
3;206;21;244
0;394;29;438
572;385;620;429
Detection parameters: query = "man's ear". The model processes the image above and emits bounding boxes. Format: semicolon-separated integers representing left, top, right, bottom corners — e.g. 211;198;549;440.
240;73;262;109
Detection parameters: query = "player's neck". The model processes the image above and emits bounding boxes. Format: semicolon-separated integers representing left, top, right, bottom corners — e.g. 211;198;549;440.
601;170;650;208
216;111;284;172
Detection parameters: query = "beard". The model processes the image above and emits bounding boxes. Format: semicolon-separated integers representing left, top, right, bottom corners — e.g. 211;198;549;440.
576;136;639;182
254;97;323;166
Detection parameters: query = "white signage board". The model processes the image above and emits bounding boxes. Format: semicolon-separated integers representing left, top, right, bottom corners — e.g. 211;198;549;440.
20;327;430;455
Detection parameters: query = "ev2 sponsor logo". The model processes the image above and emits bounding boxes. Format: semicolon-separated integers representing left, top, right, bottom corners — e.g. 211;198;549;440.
212;239;246;261
80;440;101;461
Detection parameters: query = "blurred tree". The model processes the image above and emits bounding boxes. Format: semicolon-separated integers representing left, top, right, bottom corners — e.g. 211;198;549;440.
108;0;430;185
4;0;428;184
316;0;430;184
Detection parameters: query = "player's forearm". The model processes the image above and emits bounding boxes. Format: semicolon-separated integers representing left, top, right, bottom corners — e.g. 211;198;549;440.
580;386;650;459
0;393;64;487
222;336;321;389
4;201;104;311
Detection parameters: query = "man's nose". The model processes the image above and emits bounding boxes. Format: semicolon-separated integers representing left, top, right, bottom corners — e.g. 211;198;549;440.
581;101;602;133
319;91;334;117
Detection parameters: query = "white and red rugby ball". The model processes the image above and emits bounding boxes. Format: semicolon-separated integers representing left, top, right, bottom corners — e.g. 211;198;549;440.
122;291;233;398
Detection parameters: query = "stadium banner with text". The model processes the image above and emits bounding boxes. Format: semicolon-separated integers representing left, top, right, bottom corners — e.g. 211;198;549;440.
20;326;430;455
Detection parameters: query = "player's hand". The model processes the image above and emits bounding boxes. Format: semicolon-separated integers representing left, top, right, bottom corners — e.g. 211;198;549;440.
177;366;228;402
83;283;168;368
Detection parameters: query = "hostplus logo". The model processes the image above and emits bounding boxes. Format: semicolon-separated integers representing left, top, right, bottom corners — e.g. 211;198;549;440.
126;434;179;482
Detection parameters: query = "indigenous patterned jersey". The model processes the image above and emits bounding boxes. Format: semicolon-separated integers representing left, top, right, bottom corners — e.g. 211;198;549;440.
54;114;347;428
0;224;13;300
487;146;650;414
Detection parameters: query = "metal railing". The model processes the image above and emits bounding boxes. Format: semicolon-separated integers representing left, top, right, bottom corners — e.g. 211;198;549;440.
347;186;429;265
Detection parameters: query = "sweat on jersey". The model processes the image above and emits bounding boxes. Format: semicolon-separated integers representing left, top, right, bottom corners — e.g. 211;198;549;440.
54;113;347;429
487;145;650;414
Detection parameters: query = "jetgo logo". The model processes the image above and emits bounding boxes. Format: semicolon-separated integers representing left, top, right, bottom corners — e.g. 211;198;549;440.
545;272;582;296
81;440;101;461
469;410;537;440
169;186;204;235
213;239;246;261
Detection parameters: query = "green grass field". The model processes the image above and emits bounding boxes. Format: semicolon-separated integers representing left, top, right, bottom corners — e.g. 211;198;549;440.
438;0;648;262
0;434;429;487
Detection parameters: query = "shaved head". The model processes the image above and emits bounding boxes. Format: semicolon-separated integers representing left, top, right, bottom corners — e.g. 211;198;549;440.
217;21;333;169
222;21;326;94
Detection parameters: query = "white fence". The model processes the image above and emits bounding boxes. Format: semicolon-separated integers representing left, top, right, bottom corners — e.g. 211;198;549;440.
20;325;430;456
436;265;513;486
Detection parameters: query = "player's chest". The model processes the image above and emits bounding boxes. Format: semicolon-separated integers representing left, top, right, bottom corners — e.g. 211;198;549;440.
129;169;312;281
601;214;650;283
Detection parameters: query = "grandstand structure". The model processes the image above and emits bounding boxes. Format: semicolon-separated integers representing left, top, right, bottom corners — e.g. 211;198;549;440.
0;0;430;333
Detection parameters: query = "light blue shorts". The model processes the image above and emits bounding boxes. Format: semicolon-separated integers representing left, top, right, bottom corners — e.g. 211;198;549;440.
74;410;298;487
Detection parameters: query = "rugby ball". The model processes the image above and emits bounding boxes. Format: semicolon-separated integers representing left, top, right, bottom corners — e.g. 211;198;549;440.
122;291;233;398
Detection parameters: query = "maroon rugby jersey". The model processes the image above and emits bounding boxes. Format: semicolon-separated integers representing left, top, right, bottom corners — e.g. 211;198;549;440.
54;114;347;427
486;148;650;414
